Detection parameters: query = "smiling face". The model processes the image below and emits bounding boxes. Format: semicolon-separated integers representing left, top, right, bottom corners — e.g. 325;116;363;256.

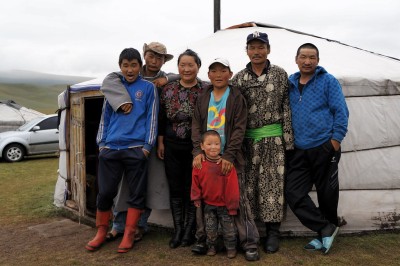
120;59;141;83
295;48;319;76
200;134;221;159
246;39;270;66
178;55;199;85
208;63;233;90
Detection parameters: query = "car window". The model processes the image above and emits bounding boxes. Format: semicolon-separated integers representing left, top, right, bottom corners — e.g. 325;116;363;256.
36;116;58;130
18;117;43;131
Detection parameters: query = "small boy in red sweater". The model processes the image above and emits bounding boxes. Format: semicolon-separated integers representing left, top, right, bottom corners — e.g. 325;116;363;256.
191;130;239;259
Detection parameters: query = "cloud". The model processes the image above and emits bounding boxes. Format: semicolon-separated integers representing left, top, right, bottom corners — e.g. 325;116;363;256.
0;0;399;77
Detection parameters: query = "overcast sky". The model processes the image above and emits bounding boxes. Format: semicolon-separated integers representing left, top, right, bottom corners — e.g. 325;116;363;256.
1;0;399;77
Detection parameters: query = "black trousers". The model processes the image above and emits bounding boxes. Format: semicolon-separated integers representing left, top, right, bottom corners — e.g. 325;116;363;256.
163;140;193;199
285;140;341;233
97;148;148;211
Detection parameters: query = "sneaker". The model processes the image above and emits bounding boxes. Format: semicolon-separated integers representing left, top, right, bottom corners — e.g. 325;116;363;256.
191;241;207;255
134;227;145;243
206;246;217;256
245;248;260;261
227;249;237;259
304;238;323;251
105;230;123;242
321;225;339;254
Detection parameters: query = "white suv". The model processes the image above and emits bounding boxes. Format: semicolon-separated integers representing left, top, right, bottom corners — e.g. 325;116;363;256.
0;114;59;162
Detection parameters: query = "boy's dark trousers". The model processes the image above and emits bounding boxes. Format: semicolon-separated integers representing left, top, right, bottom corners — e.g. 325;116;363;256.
204;204;237;250
96;148;148;211
285;140;341;233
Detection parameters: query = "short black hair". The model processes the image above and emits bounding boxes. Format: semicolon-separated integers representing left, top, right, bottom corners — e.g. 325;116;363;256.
177;49;202;67
296;43;319;59
119;48;143;66
201;130;221;143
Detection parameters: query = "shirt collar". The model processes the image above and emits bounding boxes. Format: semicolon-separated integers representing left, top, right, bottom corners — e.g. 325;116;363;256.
245;60;270;76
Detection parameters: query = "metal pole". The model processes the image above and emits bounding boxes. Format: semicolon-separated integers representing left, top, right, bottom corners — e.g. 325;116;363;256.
214;0;221;32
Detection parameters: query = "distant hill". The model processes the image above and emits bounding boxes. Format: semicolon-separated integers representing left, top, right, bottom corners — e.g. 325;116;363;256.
0;70;93;86
0;70;94;114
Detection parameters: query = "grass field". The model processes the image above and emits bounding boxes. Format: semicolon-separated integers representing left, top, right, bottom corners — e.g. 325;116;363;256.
0;156;62;225
0;83;68;114
1;157;400;265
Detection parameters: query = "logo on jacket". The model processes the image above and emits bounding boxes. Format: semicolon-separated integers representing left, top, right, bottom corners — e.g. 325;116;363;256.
135;90;144;101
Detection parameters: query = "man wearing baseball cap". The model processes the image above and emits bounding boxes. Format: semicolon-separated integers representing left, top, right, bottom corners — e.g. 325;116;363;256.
101;41;178;244
231;31;294;260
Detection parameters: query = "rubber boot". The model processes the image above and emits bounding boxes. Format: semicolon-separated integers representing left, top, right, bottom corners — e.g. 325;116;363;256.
264;222;281;253
118;208;142;253
181;200;196;247
169;198;184;248
85;210;111;251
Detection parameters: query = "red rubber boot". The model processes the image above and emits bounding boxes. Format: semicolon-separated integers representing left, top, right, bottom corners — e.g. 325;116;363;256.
85;210;111;251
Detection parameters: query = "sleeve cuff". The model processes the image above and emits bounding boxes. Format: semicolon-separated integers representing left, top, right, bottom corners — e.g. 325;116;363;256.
143;144;152;152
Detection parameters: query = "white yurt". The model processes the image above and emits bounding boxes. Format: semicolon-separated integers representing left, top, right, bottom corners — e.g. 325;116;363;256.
0;100;44;133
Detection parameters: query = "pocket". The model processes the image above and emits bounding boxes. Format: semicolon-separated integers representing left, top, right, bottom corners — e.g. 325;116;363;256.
321;140;334;153
99;148;109;157
129;147;148;160
139;148;149;160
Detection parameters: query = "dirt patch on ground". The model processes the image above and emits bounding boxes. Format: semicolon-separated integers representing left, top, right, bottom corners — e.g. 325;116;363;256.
0;218;252;266
2;217;400;266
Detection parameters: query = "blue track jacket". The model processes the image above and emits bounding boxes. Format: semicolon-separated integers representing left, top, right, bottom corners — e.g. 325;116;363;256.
288;66;349;150
97;75;158;152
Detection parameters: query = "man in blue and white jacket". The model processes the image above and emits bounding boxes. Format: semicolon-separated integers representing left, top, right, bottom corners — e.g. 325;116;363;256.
286;43;349;254
86;48;158;254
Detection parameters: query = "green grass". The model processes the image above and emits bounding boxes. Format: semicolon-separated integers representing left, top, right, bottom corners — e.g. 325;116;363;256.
0;156;62;224
0;83;67;113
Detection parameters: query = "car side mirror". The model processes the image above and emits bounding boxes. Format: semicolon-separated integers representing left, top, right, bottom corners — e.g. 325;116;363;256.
32;126;40;131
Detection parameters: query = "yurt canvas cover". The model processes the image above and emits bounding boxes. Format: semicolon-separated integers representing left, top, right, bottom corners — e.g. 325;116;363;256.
0;100;44;132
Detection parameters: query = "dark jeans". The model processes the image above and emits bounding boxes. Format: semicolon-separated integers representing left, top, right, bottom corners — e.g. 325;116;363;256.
285;140;341;233
204;204;237;250
97;148;148;211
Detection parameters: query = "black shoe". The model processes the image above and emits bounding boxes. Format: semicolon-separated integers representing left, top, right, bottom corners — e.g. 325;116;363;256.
264;234;280;253
169;234;182;249
181;232;194;247
169;228;183;249
191;242;207;255
245;248;260;261
264;222;280;253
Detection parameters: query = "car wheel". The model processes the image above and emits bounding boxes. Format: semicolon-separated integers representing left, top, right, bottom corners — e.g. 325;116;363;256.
3;144;25;162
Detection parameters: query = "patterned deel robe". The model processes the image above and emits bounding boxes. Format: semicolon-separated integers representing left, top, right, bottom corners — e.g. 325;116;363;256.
231;63;294;222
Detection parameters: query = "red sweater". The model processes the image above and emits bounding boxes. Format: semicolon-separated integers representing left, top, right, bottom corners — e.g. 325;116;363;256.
191;160;240;215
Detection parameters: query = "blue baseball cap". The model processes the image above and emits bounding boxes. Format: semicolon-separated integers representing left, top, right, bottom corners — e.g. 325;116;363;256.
246;31;269;44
